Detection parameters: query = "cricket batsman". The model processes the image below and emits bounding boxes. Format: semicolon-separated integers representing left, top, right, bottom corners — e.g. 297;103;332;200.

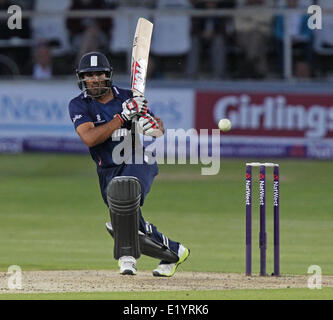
68;52;190;276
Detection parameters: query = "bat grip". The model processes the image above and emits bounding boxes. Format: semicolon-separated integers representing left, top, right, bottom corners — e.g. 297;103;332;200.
131;116;138;150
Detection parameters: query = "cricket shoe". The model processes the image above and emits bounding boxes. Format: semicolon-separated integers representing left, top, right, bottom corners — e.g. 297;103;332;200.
118;256;137;275
152;244;190;277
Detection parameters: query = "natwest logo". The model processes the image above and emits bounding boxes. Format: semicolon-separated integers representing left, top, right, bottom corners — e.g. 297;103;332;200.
195;91;333;139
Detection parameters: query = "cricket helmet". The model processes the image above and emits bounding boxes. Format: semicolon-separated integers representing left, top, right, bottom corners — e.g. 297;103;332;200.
76;51;113;98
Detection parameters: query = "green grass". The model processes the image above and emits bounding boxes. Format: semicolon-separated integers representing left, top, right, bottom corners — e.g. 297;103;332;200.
0;154;333;299
1;288;332;300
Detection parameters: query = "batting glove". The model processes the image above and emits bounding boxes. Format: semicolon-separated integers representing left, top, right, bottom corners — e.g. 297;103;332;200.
120;96;148;122
138;114;164;137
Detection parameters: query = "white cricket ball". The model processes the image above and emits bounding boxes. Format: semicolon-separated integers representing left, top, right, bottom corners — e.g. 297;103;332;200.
218;118;232;132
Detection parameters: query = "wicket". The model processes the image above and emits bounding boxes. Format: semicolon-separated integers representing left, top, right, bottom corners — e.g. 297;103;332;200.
245;162;280;277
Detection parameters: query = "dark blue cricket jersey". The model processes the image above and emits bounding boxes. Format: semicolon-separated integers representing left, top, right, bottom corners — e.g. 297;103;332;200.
68;85;159;207
68;86;154;169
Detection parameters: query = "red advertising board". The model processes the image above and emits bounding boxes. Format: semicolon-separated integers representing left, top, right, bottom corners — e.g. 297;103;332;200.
195;91;333;139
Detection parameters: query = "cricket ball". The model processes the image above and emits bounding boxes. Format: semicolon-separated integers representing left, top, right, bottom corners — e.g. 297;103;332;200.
218;118;232;132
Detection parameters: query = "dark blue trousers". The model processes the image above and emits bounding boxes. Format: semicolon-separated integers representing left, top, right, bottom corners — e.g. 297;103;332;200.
97;161;179;256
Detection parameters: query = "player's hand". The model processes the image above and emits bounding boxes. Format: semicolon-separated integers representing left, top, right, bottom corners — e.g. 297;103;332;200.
138;113;164;137
120;96;148;122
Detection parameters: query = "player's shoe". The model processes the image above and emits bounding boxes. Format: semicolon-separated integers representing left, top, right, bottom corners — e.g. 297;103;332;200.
118;256;137;275
152;244;190;277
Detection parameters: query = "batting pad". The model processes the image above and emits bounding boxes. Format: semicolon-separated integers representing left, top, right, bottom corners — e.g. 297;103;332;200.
107;176;141;259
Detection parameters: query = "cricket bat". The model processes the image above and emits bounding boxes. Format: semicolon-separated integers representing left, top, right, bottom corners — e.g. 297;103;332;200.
131;17;153;98
130;18;163;138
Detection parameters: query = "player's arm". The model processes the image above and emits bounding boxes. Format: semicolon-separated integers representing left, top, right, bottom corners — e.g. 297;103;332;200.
75;96;148;147
76;117;123;148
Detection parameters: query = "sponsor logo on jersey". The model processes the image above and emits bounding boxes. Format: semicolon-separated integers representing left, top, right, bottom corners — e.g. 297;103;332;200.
72;114;82;123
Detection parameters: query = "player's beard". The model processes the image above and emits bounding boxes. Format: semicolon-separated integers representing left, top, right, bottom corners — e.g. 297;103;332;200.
86;81;109;98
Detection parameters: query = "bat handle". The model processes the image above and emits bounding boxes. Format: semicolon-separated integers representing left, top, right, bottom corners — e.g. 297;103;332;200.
131;93;143;146
131;92;143;124
131;116;138;150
